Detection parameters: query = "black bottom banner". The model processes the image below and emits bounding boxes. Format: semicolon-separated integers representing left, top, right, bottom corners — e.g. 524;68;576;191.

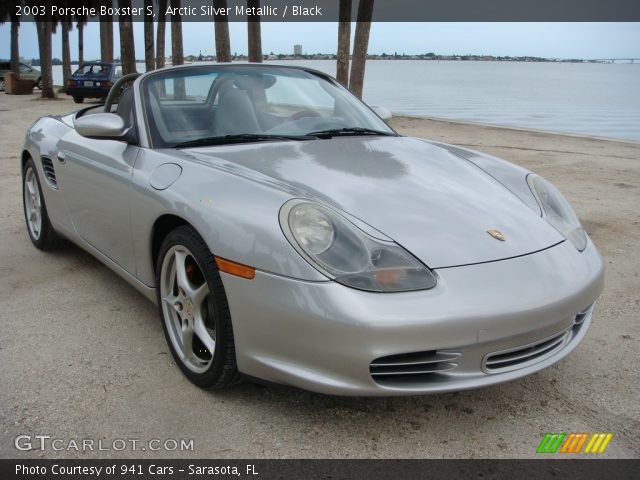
1;459;639;480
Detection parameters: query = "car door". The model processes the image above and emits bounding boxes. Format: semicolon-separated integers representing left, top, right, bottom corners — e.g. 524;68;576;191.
55;104;140;275
19;63;36;82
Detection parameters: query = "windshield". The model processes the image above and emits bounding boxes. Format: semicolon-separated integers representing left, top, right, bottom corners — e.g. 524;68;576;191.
141;66;395;148
73;64;111;77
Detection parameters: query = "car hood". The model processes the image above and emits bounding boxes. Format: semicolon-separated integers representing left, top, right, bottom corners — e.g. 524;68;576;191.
185;136;564;268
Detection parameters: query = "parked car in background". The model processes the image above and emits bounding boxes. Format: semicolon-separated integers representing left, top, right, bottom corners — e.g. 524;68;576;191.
0;62;41;92
65;62;122;103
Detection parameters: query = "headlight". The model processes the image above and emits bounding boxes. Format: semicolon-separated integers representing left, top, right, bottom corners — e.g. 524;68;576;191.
527;174;587;251
280;200;437;292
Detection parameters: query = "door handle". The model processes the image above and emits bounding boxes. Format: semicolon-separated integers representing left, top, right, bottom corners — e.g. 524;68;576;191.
57;151;66;163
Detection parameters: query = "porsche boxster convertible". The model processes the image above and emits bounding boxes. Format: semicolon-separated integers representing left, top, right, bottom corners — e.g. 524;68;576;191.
21;64;604;395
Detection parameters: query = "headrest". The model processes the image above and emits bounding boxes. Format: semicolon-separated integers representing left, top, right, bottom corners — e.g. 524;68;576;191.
233;74;277;90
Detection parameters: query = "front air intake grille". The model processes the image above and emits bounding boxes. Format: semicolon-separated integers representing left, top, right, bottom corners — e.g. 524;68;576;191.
483;329;571;374
41;157;57;189
370;350;461;385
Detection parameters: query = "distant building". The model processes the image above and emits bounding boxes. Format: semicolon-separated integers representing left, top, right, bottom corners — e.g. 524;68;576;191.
294;45;303;56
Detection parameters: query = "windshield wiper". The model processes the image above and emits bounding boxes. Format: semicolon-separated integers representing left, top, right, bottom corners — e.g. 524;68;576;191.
306;127;397;139
174;133;313;148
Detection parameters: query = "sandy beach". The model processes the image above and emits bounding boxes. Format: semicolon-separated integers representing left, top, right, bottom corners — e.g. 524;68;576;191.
0;92;638;458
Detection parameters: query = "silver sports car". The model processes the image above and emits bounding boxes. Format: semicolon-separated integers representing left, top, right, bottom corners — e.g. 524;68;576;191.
21;64;604;395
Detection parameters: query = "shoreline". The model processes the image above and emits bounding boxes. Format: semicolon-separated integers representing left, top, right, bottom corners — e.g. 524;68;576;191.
392;113;640;146
36;59;640;65
43;60;640;142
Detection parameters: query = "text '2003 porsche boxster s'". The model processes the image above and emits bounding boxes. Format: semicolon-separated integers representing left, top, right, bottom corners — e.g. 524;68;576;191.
21;64;604;395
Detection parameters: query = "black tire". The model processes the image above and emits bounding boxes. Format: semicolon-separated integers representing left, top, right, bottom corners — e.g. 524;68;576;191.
22;158;62;251
156;225;240;389
73;96;84;104
0;78;5;92
36;77;42;90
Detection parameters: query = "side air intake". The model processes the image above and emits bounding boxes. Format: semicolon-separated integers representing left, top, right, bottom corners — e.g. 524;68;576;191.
41;157;58;189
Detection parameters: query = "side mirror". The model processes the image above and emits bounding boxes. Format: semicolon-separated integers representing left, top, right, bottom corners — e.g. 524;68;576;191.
74;113;127;140
372;106;392;121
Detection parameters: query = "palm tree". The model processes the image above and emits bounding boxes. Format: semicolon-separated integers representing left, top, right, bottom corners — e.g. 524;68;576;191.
76;19;86;66
144;0;155;72
36;19;55;98
156;0;167;68
0;3;20;77
10;15;20;76
171;0;184;66
118;0;137;74
100;16;114;62
247;0;262;63
349;0;374;99
213;0;231;62
336;0;352;87
171;0;185;99
61;16;72;87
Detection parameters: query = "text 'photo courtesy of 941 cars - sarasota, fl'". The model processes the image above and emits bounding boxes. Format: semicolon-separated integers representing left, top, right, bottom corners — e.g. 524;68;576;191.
20;64;604;395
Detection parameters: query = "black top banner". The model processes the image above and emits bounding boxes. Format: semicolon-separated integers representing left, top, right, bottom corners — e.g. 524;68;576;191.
11;0;640;22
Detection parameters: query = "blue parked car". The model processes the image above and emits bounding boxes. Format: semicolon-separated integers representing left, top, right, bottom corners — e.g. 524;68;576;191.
66;63;122;103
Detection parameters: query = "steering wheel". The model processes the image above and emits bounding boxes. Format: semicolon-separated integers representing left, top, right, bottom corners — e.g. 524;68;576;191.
288;110;321;121
104;72;142;113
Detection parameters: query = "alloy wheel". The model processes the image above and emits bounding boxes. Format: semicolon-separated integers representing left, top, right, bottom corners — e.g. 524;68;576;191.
160;245;217;374
23;167;42;240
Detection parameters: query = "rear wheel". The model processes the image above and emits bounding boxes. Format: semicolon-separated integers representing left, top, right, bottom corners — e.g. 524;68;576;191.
0;78;5;92
156;226;240;389
73;96;84;104
36;77;42;90
22;158;62;250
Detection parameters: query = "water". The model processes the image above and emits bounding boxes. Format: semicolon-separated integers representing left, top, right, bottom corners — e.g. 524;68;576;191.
53;60;640;142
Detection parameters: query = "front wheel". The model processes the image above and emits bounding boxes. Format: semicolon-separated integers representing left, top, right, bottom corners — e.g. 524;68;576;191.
156;226;240;389
73;96;84;104
0;78;5;92
22;158;61;250
36;77;42;90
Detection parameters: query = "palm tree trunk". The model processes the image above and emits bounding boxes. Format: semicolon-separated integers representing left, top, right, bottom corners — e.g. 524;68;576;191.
77;22;84;66
118;0;137;74
144;0;155;72
100;17;114;62
349;0;374;99
10;15;19;76
213;0;231;62
171;0;185;99
36;20;55;98
156;0;167;68
61;19;72;87
171;0;184;66
247;0;262;63
336;0;351;88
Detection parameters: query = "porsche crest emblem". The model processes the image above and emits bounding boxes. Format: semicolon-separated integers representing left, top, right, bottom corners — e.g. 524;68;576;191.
487;229;506;241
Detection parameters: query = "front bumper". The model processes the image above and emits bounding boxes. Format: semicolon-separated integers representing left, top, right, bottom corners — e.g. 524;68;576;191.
221;239;604;396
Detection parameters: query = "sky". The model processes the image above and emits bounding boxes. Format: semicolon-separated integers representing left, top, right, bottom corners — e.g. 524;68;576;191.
1;22;640;61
